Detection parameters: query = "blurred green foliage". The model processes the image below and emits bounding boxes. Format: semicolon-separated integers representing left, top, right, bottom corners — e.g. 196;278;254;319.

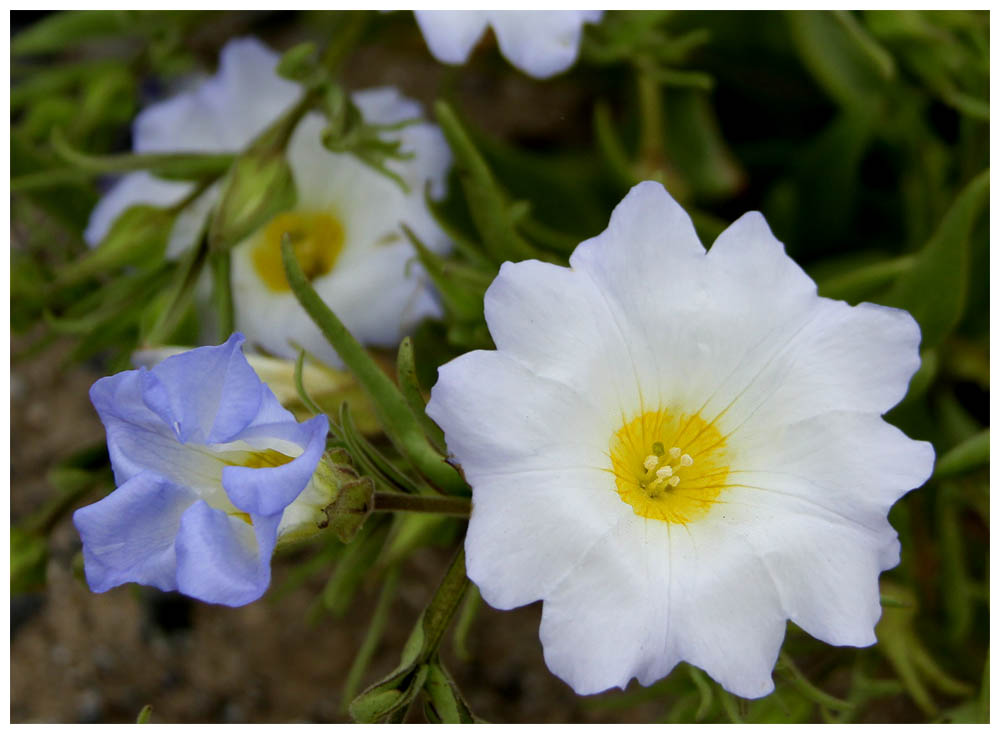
10;9;988;723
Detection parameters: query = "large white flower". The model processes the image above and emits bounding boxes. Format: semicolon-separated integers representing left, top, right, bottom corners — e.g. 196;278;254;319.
414;10;602;79
426;182;934;698
85;37;452;366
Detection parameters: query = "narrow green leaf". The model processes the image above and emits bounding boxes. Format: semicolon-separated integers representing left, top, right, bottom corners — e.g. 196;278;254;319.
786;10;891;109
396;337;446;454
402;225;485;323
883;170;989;348
282;240;466;495
433;100;541;263
777;653;853;712
136;705;153;724
50;127;233;180
424;659;475;723
934;430;989;479
341;565;401;710
12;10;126;55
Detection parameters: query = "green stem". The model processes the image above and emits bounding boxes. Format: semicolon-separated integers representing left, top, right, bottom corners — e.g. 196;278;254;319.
777;652;853;712
209;249;234;341
636;61;665;172
422;547;471;657
281;239;467;496
373;492;470;517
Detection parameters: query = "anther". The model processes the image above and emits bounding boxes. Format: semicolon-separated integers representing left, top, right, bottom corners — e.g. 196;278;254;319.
680;453;693;467
643;455;659;472
668;446;682;460
655;466;672;480
668;475;681;487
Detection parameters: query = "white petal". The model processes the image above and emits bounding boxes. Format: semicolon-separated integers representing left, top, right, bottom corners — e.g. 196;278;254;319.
661;517;787;698
488;10;596;78
414;10;490;65
465;465;630;611
85;172;193;246
134;37;299;153
484;259;646;419
352;86;424;125
428;349;611;479
538;514;677;694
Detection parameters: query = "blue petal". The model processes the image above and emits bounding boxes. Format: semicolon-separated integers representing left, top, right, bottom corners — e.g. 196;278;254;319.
174;501;280;607
90;368;173;486
221;414;329;516
142;333;265;445
72;471;198;594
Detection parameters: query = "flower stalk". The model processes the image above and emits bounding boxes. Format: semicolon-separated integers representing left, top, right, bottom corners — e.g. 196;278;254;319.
373;492;471;518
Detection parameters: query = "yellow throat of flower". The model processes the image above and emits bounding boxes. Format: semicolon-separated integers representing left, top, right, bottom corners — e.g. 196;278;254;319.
252;210;345;292
610;407;730;524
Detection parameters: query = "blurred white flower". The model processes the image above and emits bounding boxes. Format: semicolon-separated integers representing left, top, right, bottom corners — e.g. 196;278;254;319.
414;10;602;79
86;37;453;366
427;181;934;698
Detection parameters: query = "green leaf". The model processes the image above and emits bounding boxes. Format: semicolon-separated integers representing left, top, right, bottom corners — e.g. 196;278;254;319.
349;549;469;723
786;10;892;110
883;170;989;348
396;337;446;454
50;127;234;180
12;10;127;56
11;527;48;594
281;240;467;495
136;705;153;724
341;565;400;710
402;225;487;323
424;659;475;723
56;205;173;285
433;101;542;263
934;430;989;479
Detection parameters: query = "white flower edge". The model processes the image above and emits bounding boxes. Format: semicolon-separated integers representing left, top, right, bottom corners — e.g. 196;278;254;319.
426;181;934;698
414;10;603;79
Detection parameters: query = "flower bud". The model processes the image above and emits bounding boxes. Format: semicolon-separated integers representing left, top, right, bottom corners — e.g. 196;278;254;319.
59;204;173;284
208;152;297;252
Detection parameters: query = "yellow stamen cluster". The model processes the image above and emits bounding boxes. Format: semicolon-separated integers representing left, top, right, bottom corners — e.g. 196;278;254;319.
609;406;730;525
252;210;345;292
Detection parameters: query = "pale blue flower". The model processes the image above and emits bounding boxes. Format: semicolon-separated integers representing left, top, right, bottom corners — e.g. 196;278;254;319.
73;333;328;607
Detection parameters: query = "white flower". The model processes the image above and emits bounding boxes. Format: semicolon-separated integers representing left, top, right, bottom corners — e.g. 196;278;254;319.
85;37;453;367
414;10;602;79
426;182;934;698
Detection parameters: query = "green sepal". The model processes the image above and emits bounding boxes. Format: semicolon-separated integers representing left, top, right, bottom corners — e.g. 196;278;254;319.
281;240;467;495
208;152;297;252
883;170;989;349
322;475;376;544
50;127;234;181
56;204;173;285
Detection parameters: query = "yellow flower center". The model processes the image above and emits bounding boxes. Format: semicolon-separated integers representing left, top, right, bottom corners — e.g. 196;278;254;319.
609;407;730;524
252;210;345;292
